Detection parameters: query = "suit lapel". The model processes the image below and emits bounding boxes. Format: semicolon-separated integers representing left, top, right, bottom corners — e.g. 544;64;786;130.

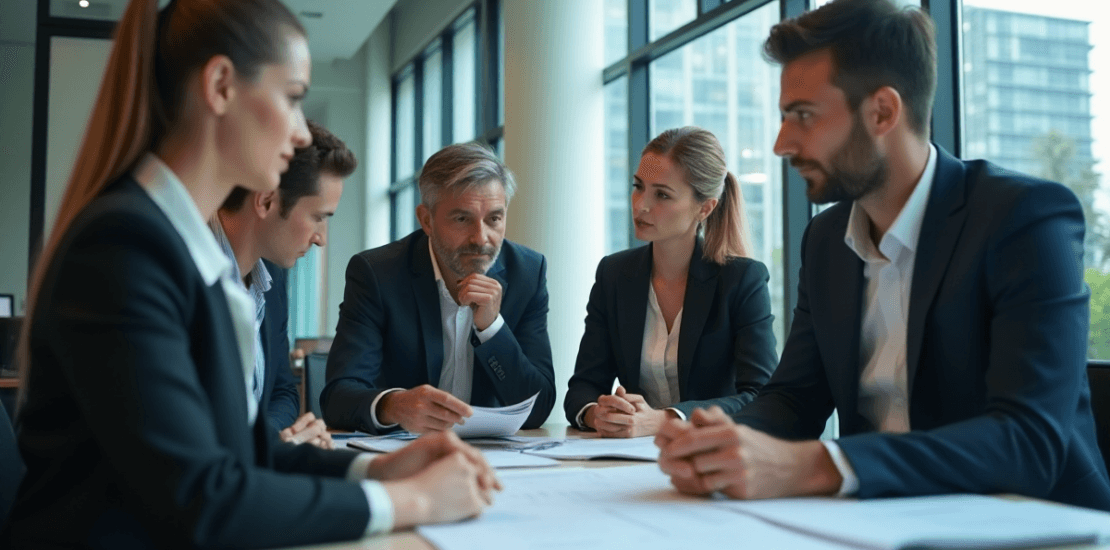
410;232;445;384
617;246;652;394
820;205;868;432
906;147;969;397
677;239;718;400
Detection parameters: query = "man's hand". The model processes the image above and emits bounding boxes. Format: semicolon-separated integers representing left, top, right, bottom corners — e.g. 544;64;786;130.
457;274;502;331
368;431;501;492
656;406;841;499
586;386;674;438
279;412;334;449
378;385;474;433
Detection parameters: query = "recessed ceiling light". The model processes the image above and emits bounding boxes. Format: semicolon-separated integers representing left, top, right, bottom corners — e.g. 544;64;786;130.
78;0;89;7
299;11;323;19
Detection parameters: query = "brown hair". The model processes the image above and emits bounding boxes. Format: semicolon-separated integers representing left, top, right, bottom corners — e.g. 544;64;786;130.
764;0;936;137
18;0;305;403
419;142;516;211
642;127;752;265
222;119;357;217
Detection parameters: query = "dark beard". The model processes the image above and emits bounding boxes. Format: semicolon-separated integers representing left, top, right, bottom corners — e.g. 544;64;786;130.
798;115;887;204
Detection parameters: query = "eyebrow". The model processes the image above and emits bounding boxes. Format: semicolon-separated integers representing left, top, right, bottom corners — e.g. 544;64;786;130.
781;100;815;114
634;176;676;193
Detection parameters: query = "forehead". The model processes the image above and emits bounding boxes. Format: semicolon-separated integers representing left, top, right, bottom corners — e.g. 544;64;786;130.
779;49;845;109
636;152;683;184
267;32;311;83
437;180;507;212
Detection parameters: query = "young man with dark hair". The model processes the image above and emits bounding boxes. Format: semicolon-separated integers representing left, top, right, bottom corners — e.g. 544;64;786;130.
213;119;356;447
656;0;1110;510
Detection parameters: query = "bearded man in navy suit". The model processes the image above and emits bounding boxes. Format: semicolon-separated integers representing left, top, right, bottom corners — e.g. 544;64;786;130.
656;0;1110;511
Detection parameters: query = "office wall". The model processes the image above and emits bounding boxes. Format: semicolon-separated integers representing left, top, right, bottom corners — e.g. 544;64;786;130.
364;19;392;250
0;0;36;314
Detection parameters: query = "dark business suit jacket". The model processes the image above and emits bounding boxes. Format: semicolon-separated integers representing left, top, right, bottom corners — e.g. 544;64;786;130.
260;260;301;432
564;239;778;424
735;146;1110;511
322;230;555;433
3;178;370;549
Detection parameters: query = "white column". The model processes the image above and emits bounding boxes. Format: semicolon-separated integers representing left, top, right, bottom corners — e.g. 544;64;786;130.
503;0;606;425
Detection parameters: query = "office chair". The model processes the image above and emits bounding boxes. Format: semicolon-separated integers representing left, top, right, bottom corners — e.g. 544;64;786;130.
303;353;329;419
0;401;23;527
1089;360;1110;476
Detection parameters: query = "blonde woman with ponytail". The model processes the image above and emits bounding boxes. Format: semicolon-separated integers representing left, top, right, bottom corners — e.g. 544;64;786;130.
566;126;778;438
3;1;497;547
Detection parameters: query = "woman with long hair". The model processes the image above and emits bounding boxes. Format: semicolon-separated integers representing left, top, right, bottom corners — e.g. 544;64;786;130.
3;1;497;547
565;126;778;438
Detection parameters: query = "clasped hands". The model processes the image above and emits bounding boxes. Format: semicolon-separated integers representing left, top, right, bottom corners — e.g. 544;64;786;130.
585;386;678;438
654;406;843;499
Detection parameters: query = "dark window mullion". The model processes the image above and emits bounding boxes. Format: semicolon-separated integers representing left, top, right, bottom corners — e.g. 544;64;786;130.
780;0;810;332
626;0;650;248
478;0;499;142
442;34;454;147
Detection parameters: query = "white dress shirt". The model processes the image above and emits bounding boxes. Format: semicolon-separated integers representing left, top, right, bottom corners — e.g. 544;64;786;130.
135;154;392;536
823;144;938;496
368;240;504;429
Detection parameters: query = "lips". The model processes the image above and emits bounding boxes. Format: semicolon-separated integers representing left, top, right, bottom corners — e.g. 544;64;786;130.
634;218;652;229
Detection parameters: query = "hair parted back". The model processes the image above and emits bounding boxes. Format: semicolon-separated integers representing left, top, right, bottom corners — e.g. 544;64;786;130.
643;126;752;265
19;0;305;404
222;119;357;217
764;0;937;138
419;142;516;211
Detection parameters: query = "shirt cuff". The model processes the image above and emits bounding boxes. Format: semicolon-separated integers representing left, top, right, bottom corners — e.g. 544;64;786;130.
474;314;505;344
369;388;404;430
665;407;686;421
821;440;860;497
346;454;394;535
575;403;597;430
358;480;395;535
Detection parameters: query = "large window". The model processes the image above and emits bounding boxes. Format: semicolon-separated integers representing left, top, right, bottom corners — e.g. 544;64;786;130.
960;0;1109;358
605;0;791;351
389;3;501;240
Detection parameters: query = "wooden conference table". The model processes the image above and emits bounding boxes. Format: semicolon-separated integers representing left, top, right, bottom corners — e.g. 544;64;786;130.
276;423;1110;550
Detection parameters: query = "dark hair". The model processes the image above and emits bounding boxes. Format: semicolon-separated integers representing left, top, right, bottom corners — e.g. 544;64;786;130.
419;142;516;211
20;0;305;403
221;120;357;216
642;127;752;264
764;0;937;137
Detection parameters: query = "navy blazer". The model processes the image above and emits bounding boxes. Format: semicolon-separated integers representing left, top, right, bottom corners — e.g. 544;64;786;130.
735;146;1110;511
3;178;370;548
565;239;778;424
261;260;301;432
322;230;555;433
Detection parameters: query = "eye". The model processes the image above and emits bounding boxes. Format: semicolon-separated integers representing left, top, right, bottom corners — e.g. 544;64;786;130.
656;191;670;200
632;182;643;191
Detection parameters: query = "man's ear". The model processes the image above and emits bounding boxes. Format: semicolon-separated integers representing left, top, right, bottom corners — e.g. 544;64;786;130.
254;190;280;219
863;86;902;138
416;203;433;235
200;54;237;116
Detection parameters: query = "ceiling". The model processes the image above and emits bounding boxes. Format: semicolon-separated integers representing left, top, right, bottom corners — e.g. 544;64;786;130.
49;0;396;63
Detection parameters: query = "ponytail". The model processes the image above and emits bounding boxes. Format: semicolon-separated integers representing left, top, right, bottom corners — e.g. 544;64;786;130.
17;0;160;406
703;171;752;264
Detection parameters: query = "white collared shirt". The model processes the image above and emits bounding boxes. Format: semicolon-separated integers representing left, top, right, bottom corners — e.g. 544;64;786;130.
823;144;938;496
210;219;272;408
135;154;393;535
639;285;683;409
367;239;504;429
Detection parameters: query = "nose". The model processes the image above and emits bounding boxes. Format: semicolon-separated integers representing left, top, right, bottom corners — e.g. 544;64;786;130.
773;122;796;159
471;222;488;246
632;191;646;214
292;109;311;148
313;224;327;247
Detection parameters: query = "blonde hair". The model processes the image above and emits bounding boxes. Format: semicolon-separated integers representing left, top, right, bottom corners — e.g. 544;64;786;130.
642;126;753;264
17;0;304;406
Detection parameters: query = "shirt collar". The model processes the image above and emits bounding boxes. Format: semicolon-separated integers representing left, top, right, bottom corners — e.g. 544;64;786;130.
134;153;231;287
428;238;446;284
844;144;937;261
209;217;273;294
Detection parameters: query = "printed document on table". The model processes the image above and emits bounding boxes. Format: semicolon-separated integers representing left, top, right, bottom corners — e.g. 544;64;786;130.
520;436;659;461
452;392;539;438
418;464;854;550
345;437;559;469
716;494;1110;549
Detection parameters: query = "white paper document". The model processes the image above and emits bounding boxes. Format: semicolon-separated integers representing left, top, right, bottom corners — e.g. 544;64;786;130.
520;436;660;461
346;435;561;469
417;464;852;550
717;494;1110;550
453;393;539;438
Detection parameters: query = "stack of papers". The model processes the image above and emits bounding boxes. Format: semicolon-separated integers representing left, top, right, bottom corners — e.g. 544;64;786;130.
520;436;660;461
454;393;539;438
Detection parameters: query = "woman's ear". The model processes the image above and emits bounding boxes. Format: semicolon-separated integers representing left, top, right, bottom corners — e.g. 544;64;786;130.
200;55;237;116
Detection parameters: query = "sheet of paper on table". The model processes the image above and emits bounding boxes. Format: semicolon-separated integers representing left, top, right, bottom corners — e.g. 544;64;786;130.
519;436;659;461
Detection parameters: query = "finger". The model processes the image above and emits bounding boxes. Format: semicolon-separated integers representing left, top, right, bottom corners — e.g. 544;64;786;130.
669;472;713;496
700;468;746;496
303;418;329;438
656;418;692;443
596;410;635;426
623;392;649;406
668;425;741;459
458;290;496;308
658;454;696;478
289;412;316;433
417;417;457;432
690;406;731;428
279;428;294;443
690;447;743;476
430;390;474;418
418;404;467;426
597;394;635;415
